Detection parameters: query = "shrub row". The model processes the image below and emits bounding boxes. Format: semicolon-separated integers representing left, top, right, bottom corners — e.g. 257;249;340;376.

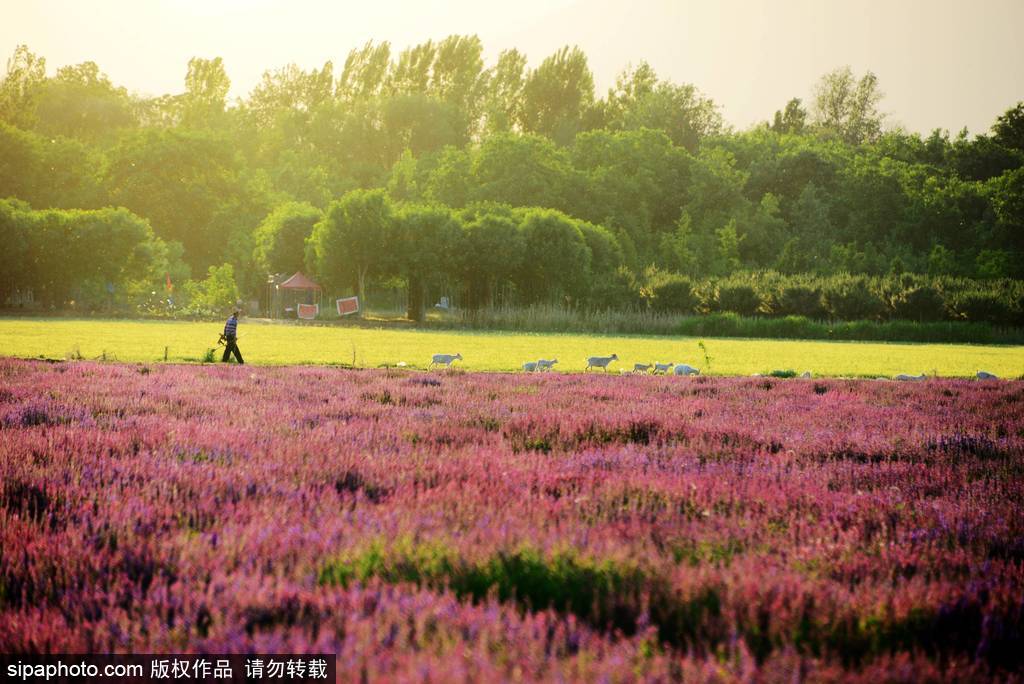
645;271;1024;327
446;304;1024;344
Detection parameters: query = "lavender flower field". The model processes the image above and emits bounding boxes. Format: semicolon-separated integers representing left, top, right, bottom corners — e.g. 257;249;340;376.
1;358;1022;681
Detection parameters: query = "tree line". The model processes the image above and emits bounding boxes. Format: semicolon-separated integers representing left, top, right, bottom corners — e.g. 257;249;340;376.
0;198;172;308
0;38;1022;323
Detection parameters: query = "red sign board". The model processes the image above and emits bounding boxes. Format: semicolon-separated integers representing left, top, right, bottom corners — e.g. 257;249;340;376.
336;297;359;316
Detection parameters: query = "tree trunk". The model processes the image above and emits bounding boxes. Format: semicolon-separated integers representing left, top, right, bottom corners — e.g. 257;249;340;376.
465;275;491;310
407;275;425;323
356;269;366;317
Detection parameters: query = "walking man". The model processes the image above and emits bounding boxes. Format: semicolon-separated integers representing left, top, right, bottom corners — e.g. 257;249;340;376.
220;310;244;364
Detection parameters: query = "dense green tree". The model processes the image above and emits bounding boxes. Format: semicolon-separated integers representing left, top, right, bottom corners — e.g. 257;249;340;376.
264;149;338;207
77;207;162;283
515;208;591;304
471;133;575;210
659;211;699;275
745;142;840;213
25;208;74;305
714;220;744;275
837;155;912;246
388;40;436;95
103;128;269;272
811;66;884;145
482;49;527;135
33;62;135;140
604;62;721;152
992;102;1024;153
311;99;392;187
0;122;105;209
0;198;33;303
775;238;812;275
570;128;690;261
783;182;833;271
975;249;1013;279
0;122;43;203
337;41;392;103
770;98;808;135
386;149;425;203
181;57;231;128
429;35;487;139
738;194;787;267
453;209;524;308
390;203;461;321
424;146;473;207
685;148;751;274
0;200;162;307
253;202;322;276
576;220;626;306
246;61;335;131
519;47;595;145
988;166;1024;267
382;93;462;156
950;131;1020;182
0;45;46;129
307;189;393;303
925;244;954;276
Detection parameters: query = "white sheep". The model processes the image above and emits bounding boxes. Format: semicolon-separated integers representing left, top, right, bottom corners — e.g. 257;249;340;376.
537;358;558;371
653;362;674;374
585;354;618;372
673;363;700;376
633;363;653;374
522;361;538;372
893;373;926;381
976;370;998;380
429;353;462;368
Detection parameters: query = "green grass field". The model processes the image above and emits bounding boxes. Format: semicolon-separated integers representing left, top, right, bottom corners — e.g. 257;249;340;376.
1;317;1022;377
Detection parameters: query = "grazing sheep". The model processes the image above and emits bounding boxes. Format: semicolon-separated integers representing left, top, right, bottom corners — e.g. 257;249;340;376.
429;353;462;368
633;363;653;374
893;373;926;381
522;361;538;372
585;354;619;372
537;358;558;371
653;362;674;374
673;363;700;376
977;370;998;380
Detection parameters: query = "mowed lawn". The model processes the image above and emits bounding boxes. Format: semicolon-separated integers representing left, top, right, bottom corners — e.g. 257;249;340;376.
2;317;1022;377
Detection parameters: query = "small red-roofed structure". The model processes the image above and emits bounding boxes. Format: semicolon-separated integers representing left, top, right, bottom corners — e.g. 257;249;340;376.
269;272;322;318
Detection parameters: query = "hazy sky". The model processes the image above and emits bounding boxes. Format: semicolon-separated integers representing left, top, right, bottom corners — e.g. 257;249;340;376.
4;0;1023;135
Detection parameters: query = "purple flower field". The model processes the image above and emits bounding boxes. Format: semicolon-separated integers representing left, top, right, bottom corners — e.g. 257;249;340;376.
1;358;1022;681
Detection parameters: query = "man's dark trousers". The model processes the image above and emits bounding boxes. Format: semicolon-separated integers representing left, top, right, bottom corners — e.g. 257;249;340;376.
221;336;244;364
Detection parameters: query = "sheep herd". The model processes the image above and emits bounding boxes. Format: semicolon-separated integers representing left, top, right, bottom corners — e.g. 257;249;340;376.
579;355;699;375
428;352;1003;381
429;352;704;375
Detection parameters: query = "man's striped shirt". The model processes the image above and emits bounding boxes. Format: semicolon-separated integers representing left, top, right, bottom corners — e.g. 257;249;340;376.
223;316;238;338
